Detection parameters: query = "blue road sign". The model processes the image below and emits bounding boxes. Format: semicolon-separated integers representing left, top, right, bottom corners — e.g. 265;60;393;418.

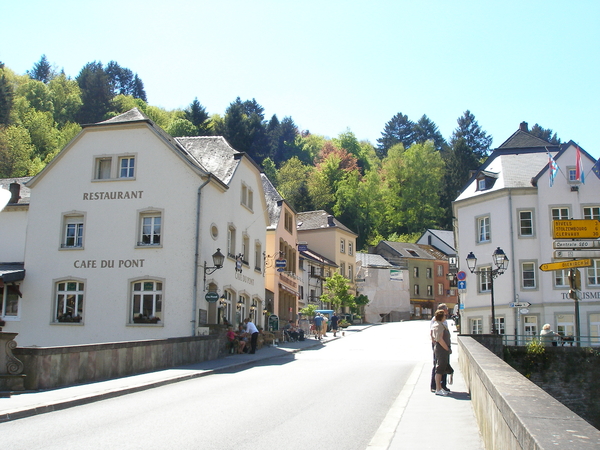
457;280;466;290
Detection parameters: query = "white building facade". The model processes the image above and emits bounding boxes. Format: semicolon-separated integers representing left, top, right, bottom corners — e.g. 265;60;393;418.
454;124;600;343
4;109;267;346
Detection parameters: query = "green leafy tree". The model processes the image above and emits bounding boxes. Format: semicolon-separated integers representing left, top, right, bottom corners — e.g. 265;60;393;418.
17;79;54;115
377;112;415;158
165;118;198;137
381;141;443;235
0;126;36;177
261;157;278;186
277;156;313;212
0;63;14;126
321;272;354;310
48;73;82;125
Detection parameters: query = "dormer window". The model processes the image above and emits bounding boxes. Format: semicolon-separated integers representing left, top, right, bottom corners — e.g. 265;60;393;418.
475;170;498;191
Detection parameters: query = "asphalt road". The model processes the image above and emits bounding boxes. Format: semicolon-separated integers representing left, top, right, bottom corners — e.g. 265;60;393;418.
2;321;432;450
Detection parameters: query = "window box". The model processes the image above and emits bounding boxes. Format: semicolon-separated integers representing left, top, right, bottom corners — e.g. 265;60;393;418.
57;315;82;323
133;315;160;324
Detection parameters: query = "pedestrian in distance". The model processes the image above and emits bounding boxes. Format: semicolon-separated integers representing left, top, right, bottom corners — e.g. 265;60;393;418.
540;323;559;347
321;314;329;337
313;313;324;340
431;309;453;396
331;312;339;337
244;317;259;354
430;303;449;392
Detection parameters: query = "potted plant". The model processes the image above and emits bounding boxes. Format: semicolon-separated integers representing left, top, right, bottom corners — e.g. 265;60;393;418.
133;314;160;324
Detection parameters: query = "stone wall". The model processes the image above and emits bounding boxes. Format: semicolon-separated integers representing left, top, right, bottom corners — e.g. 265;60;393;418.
504;345;600;430
459;336;600;449
14;333;225;390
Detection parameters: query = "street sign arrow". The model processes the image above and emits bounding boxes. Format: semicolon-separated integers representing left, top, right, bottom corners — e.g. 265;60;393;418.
553;219;600;239
554;240;600;249
554;250;600;259
509;302;531;308
540;259;593;271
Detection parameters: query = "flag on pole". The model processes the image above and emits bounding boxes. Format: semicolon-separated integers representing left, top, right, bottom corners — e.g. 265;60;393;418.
592;158;600;180
575;146;585;183
548;152;559;187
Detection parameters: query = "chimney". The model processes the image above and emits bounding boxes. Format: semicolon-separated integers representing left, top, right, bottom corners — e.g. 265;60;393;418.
519;121;529;132
327;215;335;227
9;183;21;204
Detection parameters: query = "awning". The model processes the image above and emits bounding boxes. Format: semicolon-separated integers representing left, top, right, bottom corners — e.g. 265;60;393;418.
0;263;25;283
279;283;299;297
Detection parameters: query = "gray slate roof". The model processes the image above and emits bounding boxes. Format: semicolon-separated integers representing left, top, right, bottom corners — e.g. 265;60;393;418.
380;241;437;260
356;252;397;268
300;248;338;267
0;177;32;204
498;129;552;149
261;173;283;229
297;210;356;235
175;136;240;185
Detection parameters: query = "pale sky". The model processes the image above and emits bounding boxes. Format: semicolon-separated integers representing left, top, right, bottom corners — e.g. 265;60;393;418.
2;0;599;159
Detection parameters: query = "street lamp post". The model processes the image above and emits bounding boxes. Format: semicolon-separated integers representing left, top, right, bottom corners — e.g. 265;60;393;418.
465;247;509;334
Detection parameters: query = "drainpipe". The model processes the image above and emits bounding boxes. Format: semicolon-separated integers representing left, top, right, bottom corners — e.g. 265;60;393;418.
508;190;519;342
192;175;212;336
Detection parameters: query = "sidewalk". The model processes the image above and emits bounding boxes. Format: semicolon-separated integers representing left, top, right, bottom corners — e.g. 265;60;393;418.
0;327;353;423
0;323;484;450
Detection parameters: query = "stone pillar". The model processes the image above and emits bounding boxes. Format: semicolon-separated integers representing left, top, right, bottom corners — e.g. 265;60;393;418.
0;331;25;392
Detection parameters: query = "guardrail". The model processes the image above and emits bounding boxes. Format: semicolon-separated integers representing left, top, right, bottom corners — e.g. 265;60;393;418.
501;334;600;347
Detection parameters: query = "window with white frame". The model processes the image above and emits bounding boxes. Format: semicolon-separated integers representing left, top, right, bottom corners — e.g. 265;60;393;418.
62;213;85;249
557;314;575;337
95;157;112;179
479;267;492;292
0;284;20;319
519;210;534;237
55;280;84;323
524;316;537;336
583;206;600;220
139;211;162;246
222;290;233;324
414;284;420;295
340;239;345;253
348;242;353;256
414;267;419;277
242;234;250;265
437;265;443;277
551;207;570;221
348;264;353;282
284;210;293;233
438;283;444;296
494;317;505;335
236;294;248;326
521;262;536;289
567;167;579;183
241;184;253;211
554;269;569;288
119;156;135;178
254;241;262;272
427;285;433;296
590;313;600;346
426;267;432;278
131;280;163;323
587;259;600;286
477;216;490;243
227;225;236;258
470;318;482;334
340;262;346;277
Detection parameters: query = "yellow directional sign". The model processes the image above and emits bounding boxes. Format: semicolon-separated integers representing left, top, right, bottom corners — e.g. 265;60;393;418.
553;219;600;239
539;259;593;272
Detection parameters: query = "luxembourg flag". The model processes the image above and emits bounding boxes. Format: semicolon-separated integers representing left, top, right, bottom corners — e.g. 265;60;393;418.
548;152;559;187
575;146;585;183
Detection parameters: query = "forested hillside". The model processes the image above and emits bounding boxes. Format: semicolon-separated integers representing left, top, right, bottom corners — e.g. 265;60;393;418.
0;56;560;250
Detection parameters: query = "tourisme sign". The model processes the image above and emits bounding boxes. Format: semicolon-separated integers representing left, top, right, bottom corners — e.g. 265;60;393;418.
552;219;600;239
539;259;593;272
